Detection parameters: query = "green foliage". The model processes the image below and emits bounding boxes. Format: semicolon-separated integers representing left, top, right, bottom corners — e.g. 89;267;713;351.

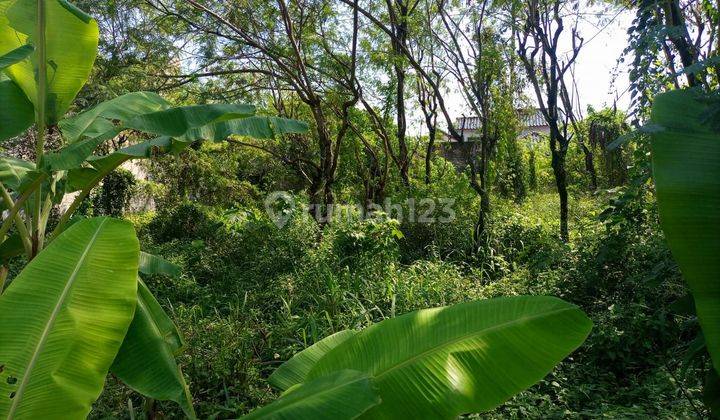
0;1;309;418
91;168;136;217
111;279;195;419
87;188;704;418
245;370;380;420
295;296;591;419
648;90;720;385
148;201;222;243
582;108;630;187
0;218;139;419
0;0;99;124
495;135;527;202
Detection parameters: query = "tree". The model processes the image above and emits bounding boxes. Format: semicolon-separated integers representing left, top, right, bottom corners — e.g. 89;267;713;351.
625;0;719;118
517;0;584;242
148;0;361;221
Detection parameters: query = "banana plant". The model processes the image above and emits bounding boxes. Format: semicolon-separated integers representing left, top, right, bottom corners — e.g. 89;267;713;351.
0;0;307;418
647;88;720;414
250;296;592;419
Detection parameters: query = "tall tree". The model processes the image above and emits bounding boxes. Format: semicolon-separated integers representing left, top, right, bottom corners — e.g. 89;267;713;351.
517;0;584;242
148;0;361;220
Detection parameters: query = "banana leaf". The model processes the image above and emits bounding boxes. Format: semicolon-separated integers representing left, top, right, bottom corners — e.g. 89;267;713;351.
0;217;139;419
649;89;720;375
307;296;592;419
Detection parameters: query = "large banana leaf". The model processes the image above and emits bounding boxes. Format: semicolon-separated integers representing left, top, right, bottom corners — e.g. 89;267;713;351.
0;0;99;124
58;91;172;142
243;370;380;420
124;104;256;137
0;76;33;141
111;279;195;418
0;217;139;419
306;296;592;419
269;330;358;391
649;89;720;375
180;116;309;142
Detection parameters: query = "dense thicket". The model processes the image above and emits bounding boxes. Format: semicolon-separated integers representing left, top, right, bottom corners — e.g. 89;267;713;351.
1;0;718;418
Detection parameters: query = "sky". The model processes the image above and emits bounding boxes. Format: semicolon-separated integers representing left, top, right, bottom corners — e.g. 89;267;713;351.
409;7;635;135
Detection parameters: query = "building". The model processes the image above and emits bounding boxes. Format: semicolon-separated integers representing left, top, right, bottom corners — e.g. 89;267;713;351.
436;109;549;168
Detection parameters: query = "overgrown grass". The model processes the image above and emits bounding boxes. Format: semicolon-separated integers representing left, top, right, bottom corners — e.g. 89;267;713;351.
91;191;701;419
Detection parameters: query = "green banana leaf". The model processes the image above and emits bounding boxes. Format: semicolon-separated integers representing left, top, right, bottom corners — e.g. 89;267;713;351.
0;44;33;70
0;46;34;140
0;0;99;124
306;296;592;419
111;279;194;419
649;89;720;375
53;102;263;172
65;136;186;193
243;370;380;420
269;330;358;390
180;116;309;142
138;251;182;278
0;76;33;141
0;156;34;191
0;217;139;419
59;91;172;142
43;128;122;170
124;104;256;138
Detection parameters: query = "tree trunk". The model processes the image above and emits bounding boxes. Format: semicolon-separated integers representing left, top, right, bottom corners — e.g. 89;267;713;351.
580;142;598;191
470;140;491;248
551;148;569;242
395;63;409;186
309;103;336;224
391;1;410;186
424;126;436;185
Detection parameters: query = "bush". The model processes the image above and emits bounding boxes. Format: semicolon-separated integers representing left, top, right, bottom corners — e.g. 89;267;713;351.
148;201;223;243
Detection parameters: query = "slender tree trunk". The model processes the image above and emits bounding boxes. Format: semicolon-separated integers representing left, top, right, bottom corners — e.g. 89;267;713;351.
395;67;409;186
470;140;491;248
309;103;336;223
580;143;598;191
424;126;436;185
551;148;569;242
389;0;410;186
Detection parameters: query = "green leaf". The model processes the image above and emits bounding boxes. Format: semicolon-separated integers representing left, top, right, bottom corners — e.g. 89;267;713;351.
65;136;181;192
0;155;34;190
243;370;380;420
111;279;195;419
0;217;139;419
124;104;256;138
0;44;33;70
649;89;720;375
180;116;309;142
0;0;99;123
270;330;358;391
58;91;172;143
307;296;592;419
44;128;122;170
0;77;33;141
138;251;181;278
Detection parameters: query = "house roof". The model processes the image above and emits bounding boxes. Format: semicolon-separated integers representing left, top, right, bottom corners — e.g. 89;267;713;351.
456;109;548;131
